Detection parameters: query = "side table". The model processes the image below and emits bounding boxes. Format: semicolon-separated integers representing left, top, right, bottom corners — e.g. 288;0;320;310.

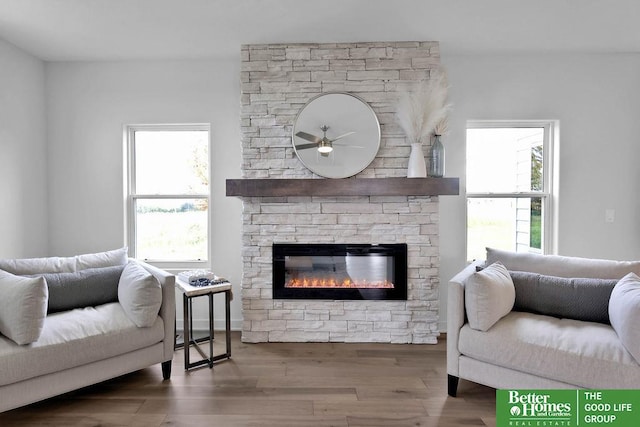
175;278;232;370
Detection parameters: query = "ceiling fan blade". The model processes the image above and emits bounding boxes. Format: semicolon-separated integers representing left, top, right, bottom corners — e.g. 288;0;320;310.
295;143;319;150
333;143;364;148
295;131;322;144
330;131;355;142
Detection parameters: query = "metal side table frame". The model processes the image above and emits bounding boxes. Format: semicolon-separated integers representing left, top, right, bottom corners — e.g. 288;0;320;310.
176;279;232;370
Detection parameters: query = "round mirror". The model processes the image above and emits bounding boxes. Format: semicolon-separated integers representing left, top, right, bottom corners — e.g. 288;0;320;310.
292;92;381;179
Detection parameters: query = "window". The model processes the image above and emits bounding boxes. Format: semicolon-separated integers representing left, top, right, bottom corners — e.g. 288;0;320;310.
125;124;210;268
466;121;556;261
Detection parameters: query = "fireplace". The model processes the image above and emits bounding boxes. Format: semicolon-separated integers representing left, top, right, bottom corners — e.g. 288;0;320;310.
273;243;407;300
239;41;442;343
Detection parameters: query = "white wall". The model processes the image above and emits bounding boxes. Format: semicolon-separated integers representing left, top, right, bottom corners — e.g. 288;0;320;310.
0;39;48;258
438;53;640;329
45;59;244;329
41;52;640;334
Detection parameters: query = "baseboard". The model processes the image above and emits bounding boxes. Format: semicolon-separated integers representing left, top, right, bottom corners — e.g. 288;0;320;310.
438;319;447;333
176;319;446;335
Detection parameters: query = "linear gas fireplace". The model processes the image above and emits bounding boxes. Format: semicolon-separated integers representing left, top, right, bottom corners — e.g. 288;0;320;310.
273;243;407;300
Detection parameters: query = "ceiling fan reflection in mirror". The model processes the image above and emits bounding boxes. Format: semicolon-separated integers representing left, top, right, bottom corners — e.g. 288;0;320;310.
291;92;381;179
294;125;361;156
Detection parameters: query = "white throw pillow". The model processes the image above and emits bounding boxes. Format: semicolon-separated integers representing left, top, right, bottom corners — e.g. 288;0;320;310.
609;272;640;363
465;261;515;332
118;262;161;327
0;269;48;345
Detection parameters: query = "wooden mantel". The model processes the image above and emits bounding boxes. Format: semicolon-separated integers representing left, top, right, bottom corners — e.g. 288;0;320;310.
226;177;459;197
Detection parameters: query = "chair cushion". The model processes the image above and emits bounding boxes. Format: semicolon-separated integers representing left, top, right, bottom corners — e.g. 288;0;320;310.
0;256;76;275
609;273;640;363
459;311;640;388
0;247;128;275
0;270;48;345
75;247;128;271
486;247;640;279
465;261;515;331
0;302;164;386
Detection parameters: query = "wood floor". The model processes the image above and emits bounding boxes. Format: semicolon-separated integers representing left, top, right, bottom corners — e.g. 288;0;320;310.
0;332;496;426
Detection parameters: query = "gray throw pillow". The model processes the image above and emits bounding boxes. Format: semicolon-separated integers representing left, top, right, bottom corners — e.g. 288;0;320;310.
509;271;616;324
30;265;125;313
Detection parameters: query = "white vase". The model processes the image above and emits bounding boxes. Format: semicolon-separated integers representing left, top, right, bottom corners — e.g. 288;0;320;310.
407;142;427;178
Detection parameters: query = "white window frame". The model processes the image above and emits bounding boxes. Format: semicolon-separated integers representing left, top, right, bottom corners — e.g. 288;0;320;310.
124;123;211;270
466;120;558;259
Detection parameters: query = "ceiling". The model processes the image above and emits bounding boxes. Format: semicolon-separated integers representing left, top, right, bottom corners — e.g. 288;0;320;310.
0;0;639;61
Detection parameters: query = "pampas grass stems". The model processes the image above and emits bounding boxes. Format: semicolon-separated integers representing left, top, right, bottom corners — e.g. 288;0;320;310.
396;71;452;143
434;116;450;137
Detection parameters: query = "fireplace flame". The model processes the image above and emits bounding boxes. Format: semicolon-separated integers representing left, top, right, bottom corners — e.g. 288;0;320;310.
285;276;394;289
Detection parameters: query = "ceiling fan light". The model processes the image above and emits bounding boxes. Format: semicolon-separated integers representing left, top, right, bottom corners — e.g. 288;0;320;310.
317;141;333;153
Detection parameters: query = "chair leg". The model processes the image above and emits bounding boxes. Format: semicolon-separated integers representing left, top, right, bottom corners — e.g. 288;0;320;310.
448;374;459;397
161;360;172;380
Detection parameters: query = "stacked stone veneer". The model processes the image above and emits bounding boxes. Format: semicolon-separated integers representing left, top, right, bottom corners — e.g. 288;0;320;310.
240;41;441;344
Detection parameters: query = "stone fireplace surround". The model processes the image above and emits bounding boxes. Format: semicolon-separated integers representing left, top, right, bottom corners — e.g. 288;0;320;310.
239;41;442;344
